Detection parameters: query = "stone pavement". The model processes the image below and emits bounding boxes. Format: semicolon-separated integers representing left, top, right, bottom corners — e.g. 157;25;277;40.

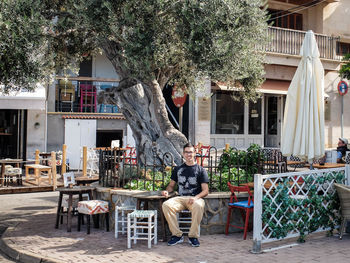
1;192;350;263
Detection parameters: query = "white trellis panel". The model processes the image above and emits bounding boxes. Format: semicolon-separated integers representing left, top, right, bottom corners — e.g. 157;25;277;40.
252;165;350;253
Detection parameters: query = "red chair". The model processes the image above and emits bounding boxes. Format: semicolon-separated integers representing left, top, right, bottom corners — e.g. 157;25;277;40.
195;144;211;166
123;146;137;165
225;182;254;240
80;84;97;112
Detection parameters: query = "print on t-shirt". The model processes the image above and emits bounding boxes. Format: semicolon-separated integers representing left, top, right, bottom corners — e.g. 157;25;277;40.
177;167;198;196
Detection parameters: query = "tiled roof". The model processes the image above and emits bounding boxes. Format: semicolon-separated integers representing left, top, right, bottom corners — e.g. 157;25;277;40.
61;114;125;120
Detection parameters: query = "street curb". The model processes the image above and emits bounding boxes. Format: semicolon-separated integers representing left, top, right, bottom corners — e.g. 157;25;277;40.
0;227;59;263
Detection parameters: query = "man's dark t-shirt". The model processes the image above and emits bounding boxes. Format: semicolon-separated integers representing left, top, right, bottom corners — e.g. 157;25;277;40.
171;163;209;196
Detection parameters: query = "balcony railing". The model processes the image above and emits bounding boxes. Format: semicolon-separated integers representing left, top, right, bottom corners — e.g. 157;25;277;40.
266;26;341;61
55;76;120;113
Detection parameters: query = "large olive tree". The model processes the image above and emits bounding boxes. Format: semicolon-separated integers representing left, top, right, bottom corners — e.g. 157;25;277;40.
0;0;268;165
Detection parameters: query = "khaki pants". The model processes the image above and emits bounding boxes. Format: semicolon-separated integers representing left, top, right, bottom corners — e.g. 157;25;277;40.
162;196;205;238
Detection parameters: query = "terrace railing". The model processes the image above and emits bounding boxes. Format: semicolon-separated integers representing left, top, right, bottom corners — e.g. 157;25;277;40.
99;146;276;192
55;76;120;113
252;166;350;253
266;26;341;61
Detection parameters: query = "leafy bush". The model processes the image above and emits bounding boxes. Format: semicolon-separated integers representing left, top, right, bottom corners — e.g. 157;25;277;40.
123;169;171;191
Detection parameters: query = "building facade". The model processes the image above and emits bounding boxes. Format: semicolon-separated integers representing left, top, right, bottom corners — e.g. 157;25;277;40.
1;0;349;162
196;0;350;150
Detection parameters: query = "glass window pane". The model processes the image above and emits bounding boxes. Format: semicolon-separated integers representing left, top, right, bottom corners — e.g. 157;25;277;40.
249;99;262;134
213;91;244;134
267;97;278;135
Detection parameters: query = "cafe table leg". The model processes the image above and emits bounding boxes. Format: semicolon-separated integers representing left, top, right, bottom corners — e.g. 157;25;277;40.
35;168;40;186
0;164;4;186
158;199;167;242
55;192;63;229
67;194;73;232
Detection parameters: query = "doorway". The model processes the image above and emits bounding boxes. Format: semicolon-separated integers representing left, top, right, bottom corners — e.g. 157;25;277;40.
0;110;26;159
264;95;284;147
96;130;123;148
64;119;96;169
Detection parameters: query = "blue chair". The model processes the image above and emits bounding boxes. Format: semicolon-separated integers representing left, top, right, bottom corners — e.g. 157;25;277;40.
225;182;254;240
100;85;112;90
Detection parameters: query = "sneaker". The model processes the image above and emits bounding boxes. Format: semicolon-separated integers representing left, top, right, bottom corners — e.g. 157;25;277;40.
167;235;184;246
188;237;200;247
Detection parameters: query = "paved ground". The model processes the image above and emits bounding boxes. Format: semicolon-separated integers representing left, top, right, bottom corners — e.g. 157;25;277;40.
1;192;350;263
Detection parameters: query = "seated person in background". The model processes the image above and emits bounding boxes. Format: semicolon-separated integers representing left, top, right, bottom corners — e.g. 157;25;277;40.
337;137;349;163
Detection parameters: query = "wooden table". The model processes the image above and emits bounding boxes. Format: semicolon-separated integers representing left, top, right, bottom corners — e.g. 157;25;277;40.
0;159;23;186
75;175;99;186
25;164;52;186
55;186;95;232
311;163;346;169
134;191;177;242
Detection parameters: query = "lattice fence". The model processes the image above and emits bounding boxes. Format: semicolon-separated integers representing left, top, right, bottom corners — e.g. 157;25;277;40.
252;166;350;253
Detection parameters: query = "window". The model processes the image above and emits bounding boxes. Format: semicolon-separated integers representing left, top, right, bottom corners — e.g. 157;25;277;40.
268;9;302;30
249;99;262;134
337;42;350;56
211;91;244;134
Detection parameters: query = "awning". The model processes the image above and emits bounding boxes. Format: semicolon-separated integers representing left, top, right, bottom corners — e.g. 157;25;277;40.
258;80;289;95
212;80;329;97
0;84;46;110
212;80;289;94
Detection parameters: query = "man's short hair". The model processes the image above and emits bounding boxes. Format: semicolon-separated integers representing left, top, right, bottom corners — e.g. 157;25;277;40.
183;142;195;151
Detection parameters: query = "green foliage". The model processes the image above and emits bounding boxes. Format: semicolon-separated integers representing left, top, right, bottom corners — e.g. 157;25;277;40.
123;169;171;191
1;0;268;102
339;54;350;80
219;144;262;172
262;171;345;243
210;144;261;191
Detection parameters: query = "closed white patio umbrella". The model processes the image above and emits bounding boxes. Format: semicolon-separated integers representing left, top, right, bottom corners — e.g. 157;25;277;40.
281;30;325;163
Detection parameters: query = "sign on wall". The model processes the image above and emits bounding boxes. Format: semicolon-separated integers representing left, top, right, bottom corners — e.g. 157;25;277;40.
171;85;187;108
198;97;211;121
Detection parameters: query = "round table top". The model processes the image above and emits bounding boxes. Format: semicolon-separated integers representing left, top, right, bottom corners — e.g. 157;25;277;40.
56;186;95;193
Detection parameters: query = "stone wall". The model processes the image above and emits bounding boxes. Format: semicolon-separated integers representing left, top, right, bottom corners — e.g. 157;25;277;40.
95;187;249;236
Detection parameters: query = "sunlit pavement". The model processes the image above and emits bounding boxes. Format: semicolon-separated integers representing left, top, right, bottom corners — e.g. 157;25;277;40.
0;192;350;263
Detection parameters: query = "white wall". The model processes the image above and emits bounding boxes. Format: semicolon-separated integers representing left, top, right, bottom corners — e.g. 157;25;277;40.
26;109;47;159
93;53;119;80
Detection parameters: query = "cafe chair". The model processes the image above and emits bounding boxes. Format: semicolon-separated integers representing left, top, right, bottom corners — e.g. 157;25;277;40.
334;183;350;239
124;146;137;165
60;172;89;224
195;144;211;167
77;200;110;234
225;182;254;240
4;165;22;186
176;209;200;236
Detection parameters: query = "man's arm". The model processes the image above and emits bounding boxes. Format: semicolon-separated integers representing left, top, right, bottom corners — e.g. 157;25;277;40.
188;183;209;205
161;180;176;197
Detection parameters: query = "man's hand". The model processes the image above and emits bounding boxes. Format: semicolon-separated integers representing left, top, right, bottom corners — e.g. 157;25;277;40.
161;190;169;197
188;196;198;205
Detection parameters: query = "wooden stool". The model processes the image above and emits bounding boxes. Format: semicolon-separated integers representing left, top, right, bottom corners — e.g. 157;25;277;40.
77;200;109;234
177;209;200;236
127;210;157;249
4;167;22;186
115;205;136;239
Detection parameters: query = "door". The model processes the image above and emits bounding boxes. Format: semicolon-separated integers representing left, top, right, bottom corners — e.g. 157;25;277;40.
64;119;96;169
264;96;283;147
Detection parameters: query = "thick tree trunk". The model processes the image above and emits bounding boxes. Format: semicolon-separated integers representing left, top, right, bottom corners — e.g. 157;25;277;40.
100;42;188;165
100;81;187;166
